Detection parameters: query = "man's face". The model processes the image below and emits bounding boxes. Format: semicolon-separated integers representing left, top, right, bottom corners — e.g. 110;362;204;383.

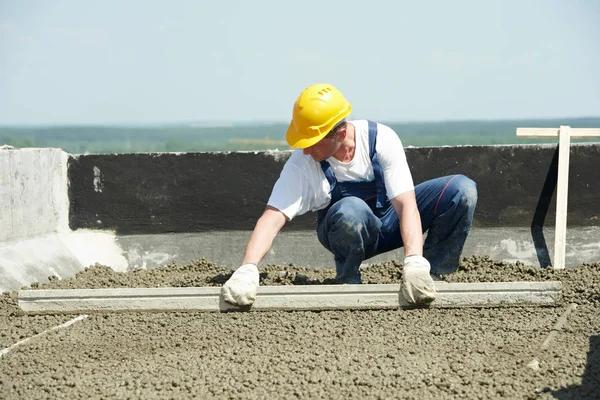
302;124;345;162
303;136;339;162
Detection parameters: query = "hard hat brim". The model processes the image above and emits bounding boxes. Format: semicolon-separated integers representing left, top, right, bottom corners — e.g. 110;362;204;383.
285;125;329;149
285;107;352;149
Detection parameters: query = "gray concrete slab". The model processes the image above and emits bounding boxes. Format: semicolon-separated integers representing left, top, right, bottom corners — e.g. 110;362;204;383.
116;226;600;270
18;281;562;314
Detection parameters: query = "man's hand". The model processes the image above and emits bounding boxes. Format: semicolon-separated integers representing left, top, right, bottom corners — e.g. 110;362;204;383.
221;263;260;306
401;255;437;305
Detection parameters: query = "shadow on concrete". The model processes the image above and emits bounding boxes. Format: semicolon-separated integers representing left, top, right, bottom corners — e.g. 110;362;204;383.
531;148;558;268
207;272;233;285
550;335;600;399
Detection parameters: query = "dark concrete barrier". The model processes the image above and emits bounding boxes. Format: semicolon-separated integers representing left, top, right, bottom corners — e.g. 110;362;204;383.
68;144;600;234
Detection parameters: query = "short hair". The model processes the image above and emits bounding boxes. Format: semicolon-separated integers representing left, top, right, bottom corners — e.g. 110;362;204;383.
325;119;346;139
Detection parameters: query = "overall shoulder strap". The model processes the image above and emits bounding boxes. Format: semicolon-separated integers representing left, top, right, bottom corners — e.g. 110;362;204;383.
367;120;388;209
367;120;377;158
320;160;336;193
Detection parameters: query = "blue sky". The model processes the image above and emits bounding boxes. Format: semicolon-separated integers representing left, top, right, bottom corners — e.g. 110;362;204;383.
1;0;599;125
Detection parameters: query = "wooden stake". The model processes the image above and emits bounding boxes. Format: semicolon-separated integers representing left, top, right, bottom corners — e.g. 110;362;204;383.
553;126;571;269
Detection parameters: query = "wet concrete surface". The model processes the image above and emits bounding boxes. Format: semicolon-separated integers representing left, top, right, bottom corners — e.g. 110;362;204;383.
1;256;599;399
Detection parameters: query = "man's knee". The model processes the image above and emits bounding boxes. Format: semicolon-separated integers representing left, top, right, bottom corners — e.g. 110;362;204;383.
452;175;477;211
328;197;372;224
324;197;380;244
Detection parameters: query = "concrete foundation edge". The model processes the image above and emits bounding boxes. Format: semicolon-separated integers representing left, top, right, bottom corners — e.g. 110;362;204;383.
2;226;599;293
0;230;128;292
115;226;600;270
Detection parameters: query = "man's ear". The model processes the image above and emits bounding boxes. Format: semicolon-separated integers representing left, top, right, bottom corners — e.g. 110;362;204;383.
336;124;348;140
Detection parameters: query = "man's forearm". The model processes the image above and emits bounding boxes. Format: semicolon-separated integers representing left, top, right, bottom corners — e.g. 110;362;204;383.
399;204;423;256
242;227;277;265
391;192;424;257
242;207;287;265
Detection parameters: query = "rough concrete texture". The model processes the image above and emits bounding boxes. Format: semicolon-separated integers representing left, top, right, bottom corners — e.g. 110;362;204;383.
1;256;599;399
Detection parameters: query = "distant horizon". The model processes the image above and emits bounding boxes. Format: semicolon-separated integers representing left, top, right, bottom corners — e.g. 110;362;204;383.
3;116;598;153
2;115;600;128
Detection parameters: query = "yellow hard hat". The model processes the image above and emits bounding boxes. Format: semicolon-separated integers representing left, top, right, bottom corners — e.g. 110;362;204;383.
285;83;352;149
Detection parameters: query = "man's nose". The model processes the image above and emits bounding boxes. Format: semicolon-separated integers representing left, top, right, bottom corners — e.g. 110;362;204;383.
303;147;311;155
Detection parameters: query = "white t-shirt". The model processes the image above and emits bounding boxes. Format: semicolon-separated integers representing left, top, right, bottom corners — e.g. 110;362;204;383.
267;120;414;220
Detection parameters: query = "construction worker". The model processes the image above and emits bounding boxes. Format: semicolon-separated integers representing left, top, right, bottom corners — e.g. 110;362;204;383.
222;83;477;306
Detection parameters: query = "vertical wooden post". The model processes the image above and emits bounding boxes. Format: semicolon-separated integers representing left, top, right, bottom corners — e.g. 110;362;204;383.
553;126;571;269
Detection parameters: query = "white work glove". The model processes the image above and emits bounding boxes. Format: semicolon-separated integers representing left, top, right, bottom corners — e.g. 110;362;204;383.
221;263;260;306
401;255;437;305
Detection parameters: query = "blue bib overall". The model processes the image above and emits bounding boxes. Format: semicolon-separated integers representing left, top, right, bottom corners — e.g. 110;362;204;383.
315;121;478;283
317;121;387;222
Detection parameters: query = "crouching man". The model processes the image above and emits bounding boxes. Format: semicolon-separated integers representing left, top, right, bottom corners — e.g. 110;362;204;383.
222;83;477;306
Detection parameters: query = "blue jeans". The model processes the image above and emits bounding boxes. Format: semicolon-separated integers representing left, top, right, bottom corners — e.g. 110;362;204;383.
316;175;477;283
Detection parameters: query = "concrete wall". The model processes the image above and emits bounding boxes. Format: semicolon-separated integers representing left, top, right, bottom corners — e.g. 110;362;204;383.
0;148;69;241
0;148;126;292
68;144;600;233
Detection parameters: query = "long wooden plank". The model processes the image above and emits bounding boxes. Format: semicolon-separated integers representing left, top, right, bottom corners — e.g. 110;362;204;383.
516;127;600;137
18;281;562;314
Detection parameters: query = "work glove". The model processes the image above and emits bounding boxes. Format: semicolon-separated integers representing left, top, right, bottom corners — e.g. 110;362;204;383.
221;263;260;306
401;255;437;305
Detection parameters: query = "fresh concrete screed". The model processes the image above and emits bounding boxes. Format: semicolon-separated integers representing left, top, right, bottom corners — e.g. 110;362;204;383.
2;259;599;400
